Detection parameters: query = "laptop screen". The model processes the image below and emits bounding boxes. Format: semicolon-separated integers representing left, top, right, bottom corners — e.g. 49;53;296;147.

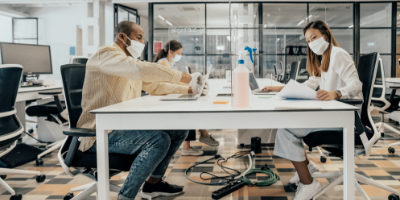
249;72;259;90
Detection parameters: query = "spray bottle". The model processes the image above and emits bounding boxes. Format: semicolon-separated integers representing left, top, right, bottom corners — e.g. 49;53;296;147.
233;46;254;107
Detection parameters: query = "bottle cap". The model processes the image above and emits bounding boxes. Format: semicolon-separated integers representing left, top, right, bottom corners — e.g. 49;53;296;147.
238;60;244;64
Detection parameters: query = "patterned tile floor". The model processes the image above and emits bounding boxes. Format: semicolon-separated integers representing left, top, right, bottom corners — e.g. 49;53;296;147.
2;119;400;200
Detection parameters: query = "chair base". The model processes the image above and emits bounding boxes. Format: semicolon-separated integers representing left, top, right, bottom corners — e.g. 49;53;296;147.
68;181;153;200
311;171;399;200
0;168;42;196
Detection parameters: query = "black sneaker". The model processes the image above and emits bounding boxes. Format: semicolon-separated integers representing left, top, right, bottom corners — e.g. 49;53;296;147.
142;180;184;198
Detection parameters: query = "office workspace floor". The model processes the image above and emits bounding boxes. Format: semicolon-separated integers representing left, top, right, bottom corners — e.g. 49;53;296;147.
2;120;400;200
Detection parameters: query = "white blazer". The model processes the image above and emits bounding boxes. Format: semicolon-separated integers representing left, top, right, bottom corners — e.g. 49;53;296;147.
303;46;363;100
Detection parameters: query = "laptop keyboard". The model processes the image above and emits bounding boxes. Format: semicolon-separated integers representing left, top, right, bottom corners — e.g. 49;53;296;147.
178;94;197;99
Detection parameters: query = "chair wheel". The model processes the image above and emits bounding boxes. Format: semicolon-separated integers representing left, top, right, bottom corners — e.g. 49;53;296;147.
389;193;400;200
64;192;74;200
36;158;43;166
10;194;22;200
28;129;34;134
389;147;395;154
320;156;327;163
36;174;46;183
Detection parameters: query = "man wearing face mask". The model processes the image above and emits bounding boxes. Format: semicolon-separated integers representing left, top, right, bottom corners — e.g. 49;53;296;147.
76;21;204;200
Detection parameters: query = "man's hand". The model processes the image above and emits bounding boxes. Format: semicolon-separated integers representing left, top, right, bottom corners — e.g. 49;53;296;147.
316;90;338;101
261;86;284;92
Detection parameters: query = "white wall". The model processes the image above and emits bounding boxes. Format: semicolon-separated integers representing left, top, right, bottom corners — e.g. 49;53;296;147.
0;14;12;43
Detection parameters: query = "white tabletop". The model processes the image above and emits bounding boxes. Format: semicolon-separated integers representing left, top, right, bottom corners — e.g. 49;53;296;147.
18;81;63;93
91;79;358;114
385;78;400;84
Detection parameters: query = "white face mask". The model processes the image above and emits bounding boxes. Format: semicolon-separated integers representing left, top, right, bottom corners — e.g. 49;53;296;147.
122;34;145;58
173;54;182;62
308;36;329;55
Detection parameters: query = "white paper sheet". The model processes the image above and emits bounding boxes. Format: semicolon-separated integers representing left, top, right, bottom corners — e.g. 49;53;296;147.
276;80;318;100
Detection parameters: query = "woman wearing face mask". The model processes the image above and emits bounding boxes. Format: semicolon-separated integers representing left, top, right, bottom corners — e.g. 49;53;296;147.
261;20;362;200
153;40;220;156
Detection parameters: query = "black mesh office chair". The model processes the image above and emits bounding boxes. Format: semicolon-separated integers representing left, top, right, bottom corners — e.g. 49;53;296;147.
69;56;89;65
58;64;151;200
303;53;399;200
287;61;300;83
0;64;46;200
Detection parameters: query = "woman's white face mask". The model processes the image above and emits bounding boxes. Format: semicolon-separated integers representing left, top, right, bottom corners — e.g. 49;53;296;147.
122;34;145;58
308;36;329;55
173;53;182;63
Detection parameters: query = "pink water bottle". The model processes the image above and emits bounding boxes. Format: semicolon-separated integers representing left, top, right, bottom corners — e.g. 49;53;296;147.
233;59;249;107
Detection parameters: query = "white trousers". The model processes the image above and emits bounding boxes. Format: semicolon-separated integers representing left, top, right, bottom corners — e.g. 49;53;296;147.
273;128;342;162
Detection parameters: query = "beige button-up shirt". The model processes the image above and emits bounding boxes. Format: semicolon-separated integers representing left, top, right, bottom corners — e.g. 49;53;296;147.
76;43;188;152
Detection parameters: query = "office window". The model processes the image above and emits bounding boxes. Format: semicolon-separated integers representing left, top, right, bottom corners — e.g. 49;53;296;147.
176;55;205;74
263;55;284;78
380;55;392;78
206;3;229;28
207;55;231;78
230;3;259;28
361;3;392;27
206;29;230;54
331;29;353;54
309;4;353;27
154;4;205;28
360;29;391;54
263;3;307;27
13;18;38;45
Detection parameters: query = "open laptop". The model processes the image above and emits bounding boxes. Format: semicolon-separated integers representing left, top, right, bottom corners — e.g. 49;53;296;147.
249;72;278;95
160;64;212;101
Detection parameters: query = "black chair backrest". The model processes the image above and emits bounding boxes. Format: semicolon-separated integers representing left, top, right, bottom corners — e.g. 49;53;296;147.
358;52;379;129
60;64;86;128
273;64;277;76
72;58;88;65
299;58;307;72
372;59;384;98
289;61;299;81
0;65;23;113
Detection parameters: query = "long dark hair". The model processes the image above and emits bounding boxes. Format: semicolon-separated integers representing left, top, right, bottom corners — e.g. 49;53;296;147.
153;40;183;63
303;20;340;77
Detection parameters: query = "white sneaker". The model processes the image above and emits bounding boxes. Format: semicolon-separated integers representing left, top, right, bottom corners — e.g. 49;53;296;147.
181;147;203;156
294;179;323;200
199;135;220;147
290;161;319;184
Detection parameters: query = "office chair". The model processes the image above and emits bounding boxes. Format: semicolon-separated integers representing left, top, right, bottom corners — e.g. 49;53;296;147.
273;64;281;81
303;52;399;200
287;61;300;83
279;61;287;83
69;56;89;65
0;64;46;200
59;64;151;200
371;59;400;153
185;66;192;74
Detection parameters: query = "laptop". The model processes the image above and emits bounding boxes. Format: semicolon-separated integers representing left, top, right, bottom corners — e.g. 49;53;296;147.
249;72;278;95
160;64;212;101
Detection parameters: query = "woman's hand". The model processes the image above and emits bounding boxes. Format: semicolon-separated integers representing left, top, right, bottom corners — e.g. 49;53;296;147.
261;86;284;92
316;90;338;101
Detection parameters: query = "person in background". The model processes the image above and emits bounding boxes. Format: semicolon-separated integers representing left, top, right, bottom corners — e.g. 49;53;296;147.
262;20;362;200
153;40;220;156
77;21;206;200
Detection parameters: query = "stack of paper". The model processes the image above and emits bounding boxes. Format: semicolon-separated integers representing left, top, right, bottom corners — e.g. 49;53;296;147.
276;80;318;100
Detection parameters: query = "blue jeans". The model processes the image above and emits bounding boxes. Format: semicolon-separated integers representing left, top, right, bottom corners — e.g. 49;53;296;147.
87;129;188;200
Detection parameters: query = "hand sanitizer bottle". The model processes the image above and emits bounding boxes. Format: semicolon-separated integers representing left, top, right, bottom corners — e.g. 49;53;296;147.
233;47;252;107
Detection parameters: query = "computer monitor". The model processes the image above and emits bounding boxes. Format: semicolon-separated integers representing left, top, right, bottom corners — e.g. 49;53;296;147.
0;42;52;75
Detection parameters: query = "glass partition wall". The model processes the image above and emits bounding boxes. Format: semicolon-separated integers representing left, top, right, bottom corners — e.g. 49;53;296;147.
151;2;398;78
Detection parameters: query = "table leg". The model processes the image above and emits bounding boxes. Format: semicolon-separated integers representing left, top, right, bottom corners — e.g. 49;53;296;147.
96;128;110;200
343;124;355;199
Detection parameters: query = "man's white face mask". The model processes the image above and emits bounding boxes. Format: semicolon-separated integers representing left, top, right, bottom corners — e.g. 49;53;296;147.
122;33;145;58
308;36;329;55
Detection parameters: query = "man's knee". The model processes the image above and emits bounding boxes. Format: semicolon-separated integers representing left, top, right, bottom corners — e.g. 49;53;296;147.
152;131;171;149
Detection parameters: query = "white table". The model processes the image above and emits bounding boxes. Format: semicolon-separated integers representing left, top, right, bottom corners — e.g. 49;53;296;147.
91;79;357;200
16;82;63;130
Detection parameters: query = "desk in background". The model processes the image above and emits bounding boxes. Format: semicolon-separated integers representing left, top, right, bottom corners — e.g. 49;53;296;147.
91;79;357;200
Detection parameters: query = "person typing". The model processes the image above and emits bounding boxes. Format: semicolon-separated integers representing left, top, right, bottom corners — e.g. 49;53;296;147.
76;21;203;200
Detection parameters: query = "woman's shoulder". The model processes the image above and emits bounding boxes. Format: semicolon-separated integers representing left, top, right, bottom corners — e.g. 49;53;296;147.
331;46;351;58
157;59;170;67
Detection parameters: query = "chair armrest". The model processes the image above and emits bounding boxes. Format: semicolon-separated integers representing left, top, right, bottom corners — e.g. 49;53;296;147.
338;99;363;105
63;127;96;137
38;91;62;95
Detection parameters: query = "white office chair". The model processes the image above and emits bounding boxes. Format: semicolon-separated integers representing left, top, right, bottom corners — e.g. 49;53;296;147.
371;59;400;153
0;64;46;200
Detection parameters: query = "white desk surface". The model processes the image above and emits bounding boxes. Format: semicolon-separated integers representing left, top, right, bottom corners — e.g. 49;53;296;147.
91;79;358;114
385;78;400;84
18;81;63;93
16;81;63;102
93;78;357;200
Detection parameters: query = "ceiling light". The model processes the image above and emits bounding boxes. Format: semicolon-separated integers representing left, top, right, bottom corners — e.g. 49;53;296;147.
276;38;280;41
263;24;267;28
165;20;173;26
216;46;225;51
158;15;164;20
297;20;305;26
348;25;353;28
